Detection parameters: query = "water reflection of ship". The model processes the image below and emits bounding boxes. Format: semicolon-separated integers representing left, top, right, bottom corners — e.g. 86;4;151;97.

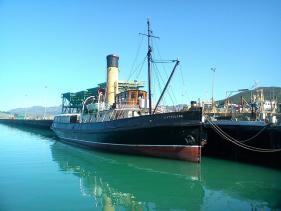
51;141;281;210
51;142;203;210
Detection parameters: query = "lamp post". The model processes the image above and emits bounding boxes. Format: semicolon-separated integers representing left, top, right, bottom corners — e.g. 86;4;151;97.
211;67;216;112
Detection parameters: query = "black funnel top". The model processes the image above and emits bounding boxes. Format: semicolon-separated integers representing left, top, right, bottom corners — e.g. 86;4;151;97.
107;54;119;68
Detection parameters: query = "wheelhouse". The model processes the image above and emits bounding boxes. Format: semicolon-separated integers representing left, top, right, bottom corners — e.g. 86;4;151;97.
115;90;147;106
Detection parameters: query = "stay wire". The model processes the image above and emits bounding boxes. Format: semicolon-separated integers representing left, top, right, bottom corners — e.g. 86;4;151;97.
153;62;176;108
126;55;147;85
178;64;188;103
152;63;167;107
153;40;178;105
135;55;148;81
152;53;176;106
127;36;145;81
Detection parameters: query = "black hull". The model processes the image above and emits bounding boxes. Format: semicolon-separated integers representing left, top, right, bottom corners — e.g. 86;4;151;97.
204;121;281;168
51;111;205;162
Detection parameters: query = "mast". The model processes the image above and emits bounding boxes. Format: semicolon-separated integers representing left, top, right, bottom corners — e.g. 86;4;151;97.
139;20;159;114
147;19;152;115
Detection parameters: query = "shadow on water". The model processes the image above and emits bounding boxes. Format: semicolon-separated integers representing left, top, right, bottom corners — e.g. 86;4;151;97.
50;142;281;210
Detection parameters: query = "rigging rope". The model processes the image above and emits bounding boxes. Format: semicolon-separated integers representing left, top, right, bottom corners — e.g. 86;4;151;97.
205;116;281;152
153;58;177;105
135;56;148;80
127;36;144;81
153;41;178;107
152;63;168;108
153;62;176;108
178;64;188;103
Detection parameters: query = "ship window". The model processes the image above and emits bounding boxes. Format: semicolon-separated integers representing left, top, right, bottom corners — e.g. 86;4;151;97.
70;115;77;123
131;92;136;99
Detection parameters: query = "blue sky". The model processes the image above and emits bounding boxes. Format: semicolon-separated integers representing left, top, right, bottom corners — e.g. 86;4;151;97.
0;0;280;111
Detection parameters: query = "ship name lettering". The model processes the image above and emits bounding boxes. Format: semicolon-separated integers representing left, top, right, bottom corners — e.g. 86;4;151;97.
164;114;183;119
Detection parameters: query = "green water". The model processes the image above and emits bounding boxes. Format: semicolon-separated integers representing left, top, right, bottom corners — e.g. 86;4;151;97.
0;124;280;211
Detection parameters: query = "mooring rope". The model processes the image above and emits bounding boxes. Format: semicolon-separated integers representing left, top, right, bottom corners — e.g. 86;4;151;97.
205;116;281;153
209;118;270;143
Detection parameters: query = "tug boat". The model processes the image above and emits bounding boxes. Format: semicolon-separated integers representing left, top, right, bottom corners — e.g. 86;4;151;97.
51;20;206;162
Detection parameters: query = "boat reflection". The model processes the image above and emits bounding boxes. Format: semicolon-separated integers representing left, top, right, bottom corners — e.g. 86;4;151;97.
51;142;203;210
50;141;281;210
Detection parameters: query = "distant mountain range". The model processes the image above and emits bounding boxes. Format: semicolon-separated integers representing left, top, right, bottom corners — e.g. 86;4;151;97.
217;87;281;105
8;105;61;116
